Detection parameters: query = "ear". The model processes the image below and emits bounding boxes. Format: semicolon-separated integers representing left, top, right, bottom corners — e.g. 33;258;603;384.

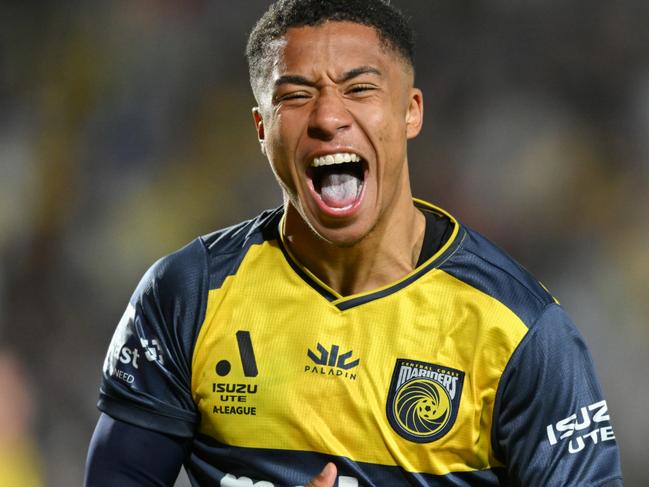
405;88;424;140
252;107;266;154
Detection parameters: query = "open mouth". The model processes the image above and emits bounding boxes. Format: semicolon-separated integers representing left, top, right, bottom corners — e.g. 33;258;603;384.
306;152;366;211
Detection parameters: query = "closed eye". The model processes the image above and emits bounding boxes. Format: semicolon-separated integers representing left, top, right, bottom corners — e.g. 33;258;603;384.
274;91;311;104
347;84;377;95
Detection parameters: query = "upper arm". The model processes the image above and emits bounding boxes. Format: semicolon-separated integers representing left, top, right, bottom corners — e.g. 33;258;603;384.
98;239;208;437
493;304;623;486
84;413;190;487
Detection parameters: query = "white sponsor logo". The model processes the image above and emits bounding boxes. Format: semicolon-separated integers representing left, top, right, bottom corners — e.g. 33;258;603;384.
113;369;135;384
105;304;165;381
140;338;165;366
397;364;459;399
220;473;359;487
545;400;616;453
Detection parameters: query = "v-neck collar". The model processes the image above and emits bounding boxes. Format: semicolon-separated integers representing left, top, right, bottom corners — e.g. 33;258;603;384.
275;199;464;311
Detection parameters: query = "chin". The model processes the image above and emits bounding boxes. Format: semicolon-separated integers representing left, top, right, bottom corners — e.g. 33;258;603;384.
309;220;375;249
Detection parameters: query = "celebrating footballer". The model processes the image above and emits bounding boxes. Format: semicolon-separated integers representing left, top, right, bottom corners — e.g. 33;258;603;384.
84;1;623;486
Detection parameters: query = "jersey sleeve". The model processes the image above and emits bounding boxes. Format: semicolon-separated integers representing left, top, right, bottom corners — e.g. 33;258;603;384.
493;303;623;486
97;239;208;438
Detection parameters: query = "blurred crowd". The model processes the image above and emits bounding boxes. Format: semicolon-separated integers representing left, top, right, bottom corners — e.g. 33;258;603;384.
0;1;647;485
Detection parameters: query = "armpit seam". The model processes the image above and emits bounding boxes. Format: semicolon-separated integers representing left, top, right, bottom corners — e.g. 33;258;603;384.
489;302;557;462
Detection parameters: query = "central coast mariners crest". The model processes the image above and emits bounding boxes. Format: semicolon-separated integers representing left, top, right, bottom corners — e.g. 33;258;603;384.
386;359;465;443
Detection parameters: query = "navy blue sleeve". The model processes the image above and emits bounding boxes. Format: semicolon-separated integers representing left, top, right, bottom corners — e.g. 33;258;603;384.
84;413;190;487
493;304;623;486
98;239;208;437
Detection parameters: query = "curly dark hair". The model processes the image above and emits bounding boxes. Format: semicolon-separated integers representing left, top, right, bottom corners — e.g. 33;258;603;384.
246;0;414;100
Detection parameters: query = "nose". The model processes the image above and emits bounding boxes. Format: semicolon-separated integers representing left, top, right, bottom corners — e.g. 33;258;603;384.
307;87;352;140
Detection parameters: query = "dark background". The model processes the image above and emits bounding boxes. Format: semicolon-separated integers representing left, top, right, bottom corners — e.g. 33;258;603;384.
0;1;647;485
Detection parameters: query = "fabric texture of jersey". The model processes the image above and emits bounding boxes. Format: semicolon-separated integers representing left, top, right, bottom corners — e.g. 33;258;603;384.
98;200;623;486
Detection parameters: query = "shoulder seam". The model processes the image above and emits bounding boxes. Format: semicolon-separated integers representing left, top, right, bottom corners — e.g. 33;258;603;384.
189;237;210;375
463;245;549;308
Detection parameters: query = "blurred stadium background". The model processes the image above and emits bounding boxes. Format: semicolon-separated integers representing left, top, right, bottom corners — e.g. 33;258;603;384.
1;1;647;485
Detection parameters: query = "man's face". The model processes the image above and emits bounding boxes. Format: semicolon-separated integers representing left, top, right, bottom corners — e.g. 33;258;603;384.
253;21;423;246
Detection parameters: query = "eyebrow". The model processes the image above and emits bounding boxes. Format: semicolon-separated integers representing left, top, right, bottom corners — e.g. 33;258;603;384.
338;66;382;83
274;66;382;88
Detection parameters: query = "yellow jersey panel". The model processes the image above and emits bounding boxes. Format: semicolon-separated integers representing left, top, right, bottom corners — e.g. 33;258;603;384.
191;239;527;475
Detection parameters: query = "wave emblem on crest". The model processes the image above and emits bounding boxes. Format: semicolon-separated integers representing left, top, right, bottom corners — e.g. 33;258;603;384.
386;359;464;443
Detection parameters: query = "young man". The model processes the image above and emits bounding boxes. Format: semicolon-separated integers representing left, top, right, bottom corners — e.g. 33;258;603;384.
84;1;623;486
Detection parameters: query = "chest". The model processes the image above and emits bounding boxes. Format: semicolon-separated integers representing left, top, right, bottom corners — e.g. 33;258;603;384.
190;262;524;474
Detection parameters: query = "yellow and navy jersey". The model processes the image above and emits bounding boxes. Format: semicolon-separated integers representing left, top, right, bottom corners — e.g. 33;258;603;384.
98;200;622;486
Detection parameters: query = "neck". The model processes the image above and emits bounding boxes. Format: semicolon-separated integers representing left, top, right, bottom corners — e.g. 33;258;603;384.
282;194;426;297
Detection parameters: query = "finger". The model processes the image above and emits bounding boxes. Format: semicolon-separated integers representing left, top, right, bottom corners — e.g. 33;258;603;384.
305;462;337;487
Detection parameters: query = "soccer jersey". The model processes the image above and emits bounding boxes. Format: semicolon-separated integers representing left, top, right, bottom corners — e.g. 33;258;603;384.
98;199;622;486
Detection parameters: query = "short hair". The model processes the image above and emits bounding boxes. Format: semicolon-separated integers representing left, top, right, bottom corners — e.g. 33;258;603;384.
246;0;414;99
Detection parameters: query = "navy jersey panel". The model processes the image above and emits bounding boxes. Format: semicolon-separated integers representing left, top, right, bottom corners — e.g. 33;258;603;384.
98;238;209;437
492;304;622;486
439;227;555;327
441;225;622;485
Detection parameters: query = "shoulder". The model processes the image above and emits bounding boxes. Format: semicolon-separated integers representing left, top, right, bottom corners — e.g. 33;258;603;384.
136;206;283;300
98;207;284;434
122;207;283;362
134;237;208;306
201;206;282;252
439;223;556;329
200;206;283;290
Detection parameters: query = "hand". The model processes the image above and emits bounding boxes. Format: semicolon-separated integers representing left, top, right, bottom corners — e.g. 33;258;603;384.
305;462;337;487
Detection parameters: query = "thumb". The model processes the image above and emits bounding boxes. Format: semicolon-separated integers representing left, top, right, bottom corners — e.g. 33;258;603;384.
305;462;337;487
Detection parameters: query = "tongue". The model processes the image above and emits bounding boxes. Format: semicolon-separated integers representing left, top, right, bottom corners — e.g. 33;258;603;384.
320;172;362;208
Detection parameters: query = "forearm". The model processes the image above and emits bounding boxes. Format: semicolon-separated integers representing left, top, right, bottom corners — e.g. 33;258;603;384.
84;413;190;487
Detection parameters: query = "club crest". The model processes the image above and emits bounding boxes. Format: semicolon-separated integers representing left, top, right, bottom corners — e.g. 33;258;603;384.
386;358;465;443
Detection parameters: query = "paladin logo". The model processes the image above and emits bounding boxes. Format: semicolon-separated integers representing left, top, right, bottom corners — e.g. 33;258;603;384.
304;343;359;381
386;358;465;443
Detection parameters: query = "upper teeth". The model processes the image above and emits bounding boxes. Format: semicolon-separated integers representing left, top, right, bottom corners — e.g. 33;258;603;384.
311;153;361;167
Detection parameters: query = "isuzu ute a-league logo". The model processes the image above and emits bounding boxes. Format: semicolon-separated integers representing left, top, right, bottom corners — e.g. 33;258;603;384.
386;359;465;443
